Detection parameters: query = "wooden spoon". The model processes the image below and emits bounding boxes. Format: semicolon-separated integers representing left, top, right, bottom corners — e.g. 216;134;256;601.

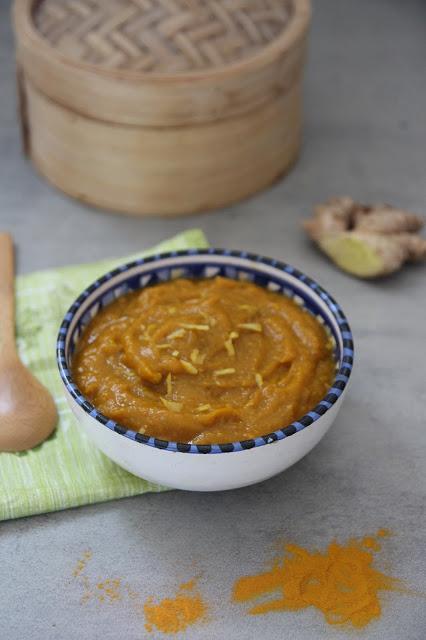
0;233;57;451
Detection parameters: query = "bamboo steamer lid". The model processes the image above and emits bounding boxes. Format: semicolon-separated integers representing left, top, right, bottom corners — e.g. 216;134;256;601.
14;0;311;215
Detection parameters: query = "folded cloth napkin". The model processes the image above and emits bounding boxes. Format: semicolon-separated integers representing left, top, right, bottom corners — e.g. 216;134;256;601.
0;229;209;521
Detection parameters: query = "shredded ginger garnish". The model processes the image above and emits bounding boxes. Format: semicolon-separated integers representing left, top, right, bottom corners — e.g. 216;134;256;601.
196;404;212;413
255;373;263;388
180;323;210;331
238;323;262;332
166;328;186;340
160;398;182;412
214;368;236;376
180;360;198;375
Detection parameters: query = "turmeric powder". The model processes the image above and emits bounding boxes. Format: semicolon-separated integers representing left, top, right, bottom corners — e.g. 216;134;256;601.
71;552;207;634
144;578;207;634
96;578;122;603
72;549;92;577
232;531;400;628
72;550;124;606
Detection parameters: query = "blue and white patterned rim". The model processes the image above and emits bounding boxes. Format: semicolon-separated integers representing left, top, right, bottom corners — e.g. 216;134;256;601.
56;249;354;454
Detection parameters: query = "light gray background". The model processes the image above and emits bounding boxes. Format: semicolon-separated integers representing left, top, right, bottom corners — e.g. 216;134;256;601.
1;1;426;638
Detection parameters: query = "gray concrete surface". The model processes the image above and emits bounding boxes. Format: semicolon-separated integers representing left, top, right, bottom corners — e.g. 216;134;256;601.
1;1;426;638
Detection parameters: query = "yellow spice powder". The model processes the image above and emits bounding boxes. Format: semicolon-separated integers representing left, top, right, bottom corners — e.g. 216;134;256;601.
72;550;92;578
144;579;207;634
96;578;122;603
232;532;399;628
72;551;207;634
72;550;123;606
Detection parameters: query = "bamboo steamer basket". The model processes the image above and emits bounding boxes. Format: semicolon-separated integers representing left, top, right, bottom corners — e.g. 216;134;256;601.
14;0;311;216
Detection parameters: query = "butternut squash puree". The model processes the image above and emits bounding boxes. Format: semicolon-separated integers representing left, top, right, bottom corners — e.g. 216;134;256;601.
72;277;335;444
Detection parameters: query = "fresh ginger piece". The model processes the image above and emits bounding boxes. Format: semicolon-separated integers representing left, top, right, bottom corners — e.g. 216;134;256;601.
353;206;424;234
304;197;426;278
303;197;355;241
394;232;426;262
319;232;407;278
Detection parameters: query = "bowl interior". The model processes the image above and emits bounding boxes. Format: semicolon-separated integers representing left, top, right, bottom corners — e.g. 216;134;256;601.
57;250;354;454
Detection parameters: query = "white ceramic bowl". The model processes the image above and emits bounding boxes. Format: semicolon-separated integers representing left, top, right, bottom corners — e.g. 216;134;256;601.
57;249;354;491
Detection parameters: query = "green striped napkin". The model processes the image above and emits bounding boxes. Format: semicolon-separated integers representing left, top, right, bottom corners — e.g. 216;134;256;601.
0;229;209;521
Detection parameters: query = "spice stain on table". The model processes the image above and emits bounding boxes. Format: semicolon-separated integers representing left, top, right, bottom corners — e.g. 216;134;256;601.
72;550;125;607
232;529;417;629
71;550;207;634
144;578;208;635
72;549;92;578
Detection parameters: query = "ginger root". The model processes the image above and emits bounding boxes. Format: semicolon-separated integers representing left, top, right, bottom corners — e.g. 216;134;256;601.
304;197;426;278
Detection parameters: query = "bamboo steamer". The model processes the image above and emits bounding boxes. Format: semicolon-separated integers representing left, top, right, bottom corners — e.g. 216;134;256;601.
14;0;311;216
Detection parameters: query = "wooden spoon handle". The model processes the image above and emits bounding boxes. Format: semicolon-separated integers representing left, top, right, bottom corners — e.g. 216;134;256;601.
0;233;16;356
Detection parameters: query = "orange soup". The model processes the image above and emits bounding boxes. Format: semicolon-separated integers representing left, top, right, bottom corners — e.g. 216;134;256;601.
72;277;335;444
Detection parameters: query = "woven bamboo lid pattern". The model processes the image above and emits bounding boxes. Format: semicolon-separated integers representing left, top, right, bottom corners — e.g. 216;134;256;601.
33;0;293;73
15;0;310;214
